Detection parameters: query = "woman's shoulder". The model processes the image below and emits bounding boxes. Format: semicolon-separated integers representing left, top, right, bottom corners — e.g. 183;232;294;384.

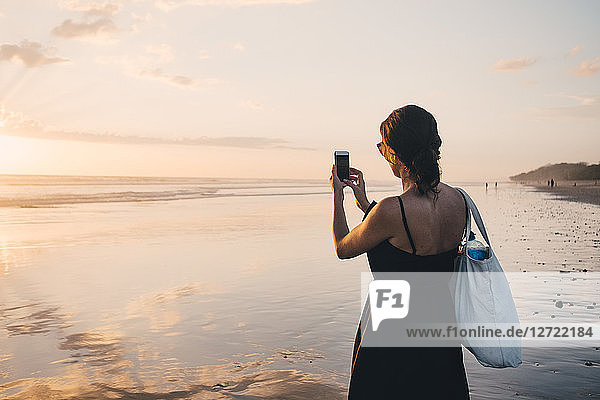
399;181;460;199
401;182;465;214
438;181;464;200
370;195;403;219
439;182;467;207
435;183;468;225
376;182;464;214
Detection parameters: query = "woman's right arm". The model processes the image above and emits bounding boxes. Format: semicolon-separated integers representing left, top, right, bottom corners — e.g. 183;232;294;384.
362;200;377;221
343;167;371;213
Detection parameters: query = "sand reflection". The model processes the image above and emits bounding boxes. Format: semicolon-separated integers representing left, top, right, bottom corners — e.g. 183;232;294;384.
123;282;224;335
57;331;132;375
1;303;73;337
0;356;346;399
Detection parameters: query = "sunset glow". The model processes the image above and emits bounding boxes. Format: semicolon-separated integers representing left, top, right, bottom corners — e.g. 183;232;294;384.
1;1;599;181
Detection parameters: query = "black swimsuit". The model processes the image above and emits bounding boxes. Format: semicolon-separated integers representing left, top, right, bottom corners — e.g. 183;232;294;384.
348;196;470;399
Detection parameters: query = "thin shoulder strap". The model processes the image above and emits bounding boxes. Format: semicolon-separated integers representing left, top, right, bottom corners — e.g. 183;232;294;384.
397;196;417;255
462;191;469;239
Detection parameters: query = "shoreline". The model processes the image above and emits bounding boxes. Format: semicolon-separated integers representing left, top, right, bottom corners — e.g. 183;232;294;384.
520;180;600;206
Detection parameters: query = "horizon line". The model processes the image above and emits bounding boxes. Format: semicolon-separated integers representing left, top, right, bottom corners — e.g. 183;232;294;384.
0;172;515;184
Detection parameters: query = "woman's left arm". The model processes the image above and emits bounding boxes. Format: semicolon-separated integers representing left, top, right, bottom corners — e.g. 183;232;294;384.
330;165;394;259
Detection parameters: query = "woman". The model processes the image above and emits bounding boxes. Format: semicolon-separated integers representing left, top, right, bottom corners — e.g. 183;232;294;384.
330;104;470;399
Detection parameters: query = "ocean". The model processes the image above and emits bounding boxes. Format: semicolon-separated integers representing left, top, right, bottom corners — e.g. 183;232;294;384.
0;175;598;399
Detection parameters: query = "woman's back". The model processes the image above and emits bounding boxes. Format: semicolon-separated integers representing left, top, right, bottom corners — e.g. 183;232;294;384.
385;182;467;257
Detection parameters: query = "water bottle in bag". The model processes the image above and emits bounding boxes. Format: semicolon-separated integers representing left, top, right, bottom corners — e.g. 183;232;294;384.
466;239;488;260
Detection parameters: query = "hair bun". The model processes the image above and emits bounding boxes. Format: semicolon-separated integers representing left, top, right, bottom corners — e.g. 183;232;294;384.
380;105;442;199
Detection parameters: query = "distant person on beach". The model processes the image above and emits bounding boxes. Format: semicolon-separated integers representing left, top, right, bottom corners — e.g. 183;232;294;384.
551;178;555;187
330;104;470;399
547;180;550;186
495;182;497;188
485;182;488;189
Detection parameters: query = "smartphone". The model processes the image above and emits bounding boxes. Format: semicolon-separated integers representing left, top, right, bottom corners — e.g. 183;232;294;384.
334;150;350;181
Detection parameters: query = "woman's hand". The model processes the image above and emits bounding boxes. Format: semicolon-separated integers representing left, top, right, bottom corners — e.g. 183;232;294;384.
330;165;346;200
343;167;370;213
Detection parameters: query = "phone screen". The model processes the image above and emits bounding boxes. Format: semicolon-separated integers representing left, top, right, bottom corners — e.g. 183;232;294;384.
335;151;349;181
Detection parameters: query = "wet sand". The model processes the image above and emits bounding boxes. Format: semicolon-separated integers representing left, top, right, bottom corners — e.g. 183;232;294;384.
524;180;600;206
0;178;598;399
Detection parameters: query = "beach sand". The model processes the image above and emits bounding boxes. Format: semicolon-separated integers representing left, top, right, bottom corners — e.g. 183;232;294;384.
523;180;600;206
0;178;598;399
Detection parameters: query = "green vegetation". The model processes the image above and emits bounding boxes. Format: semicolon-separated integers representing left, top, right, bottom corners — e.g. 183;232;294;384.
510;162;600;181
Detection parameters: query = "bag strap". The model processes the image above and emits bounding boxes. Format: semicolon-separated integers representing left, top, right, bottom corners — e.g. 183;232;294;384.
460;190;471;247
456;187;492;248
456;188;471;247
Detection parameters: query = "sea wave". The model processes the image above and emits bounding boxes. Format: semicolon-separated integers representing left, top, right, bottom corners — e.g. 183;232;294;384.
0;174;401;207
0;188;347;207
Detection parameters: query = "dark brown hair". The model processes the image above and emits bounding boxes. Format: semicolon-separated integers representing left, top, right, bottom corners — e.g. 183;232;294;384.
380;104;442;200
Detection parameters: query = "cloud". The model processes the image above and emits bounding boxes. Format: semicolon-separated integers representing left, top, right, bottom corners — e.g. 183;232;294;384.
492;57;536;72
59;0;122;17
529;94;600;120
138;68;201;87
0;40;69;67
151;0;316;11
566;45;583;57
569;56;600;77
243;100;264;110
53;1;124;41
97;45;217;89
51;18;119;40
0;107;312;150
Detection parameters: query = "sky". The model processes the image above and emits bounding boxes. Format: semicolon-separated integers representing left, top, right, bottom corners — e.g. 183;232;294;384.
0;0;599;182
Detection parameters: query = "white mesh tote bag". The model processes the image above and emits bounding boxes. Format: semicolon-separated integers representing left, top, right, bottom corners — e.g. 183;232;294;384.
451;187;522;368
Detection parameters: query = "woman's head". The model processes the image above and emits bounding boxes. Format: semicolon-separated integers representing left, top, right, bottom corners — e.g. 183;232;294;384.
379;104;442;198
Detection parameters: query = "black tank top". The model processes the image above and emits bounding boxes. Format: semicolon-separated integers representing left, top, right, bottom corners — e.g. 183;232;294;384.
362;195;464;273
348;194;471;399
